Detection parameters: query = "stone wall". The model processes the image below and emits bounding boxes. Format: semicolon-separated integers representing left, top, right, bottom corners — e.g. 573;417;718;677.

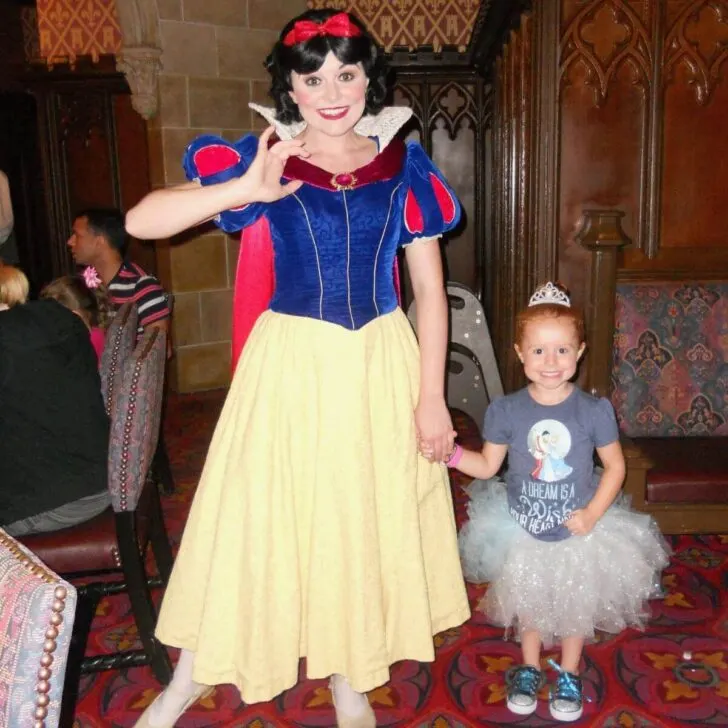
147;0;306;392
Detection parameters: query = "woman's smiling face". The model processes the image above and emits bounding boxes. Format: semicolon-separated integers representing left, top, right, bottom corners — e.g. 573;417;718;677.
289;52;368;137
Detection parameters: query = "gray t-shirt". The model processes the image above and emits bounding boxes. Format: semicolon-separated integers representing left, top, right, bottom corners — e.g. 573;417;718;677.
484;387;619;541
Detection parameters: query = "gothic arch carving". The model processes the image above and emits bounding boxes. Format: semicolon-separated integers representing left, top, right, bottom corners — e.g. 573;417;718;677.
115;0;162;119
560;0;652;107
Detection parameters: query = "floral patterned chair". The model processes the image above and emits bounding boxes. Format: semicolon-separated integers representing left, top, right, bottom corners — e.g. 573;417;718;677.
611;280;728;533
20;327;174;720
0;529;77;728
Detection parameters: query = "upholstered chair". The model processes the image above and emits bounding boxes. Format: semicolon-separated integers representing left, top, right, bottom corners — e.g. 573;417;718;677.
100;302;138;415
0;529;77;728
21;327;175;721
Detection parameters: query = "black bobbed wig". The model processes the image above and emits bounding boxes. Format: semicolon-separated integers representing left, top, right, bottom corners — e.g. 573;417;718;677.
264;9;389;124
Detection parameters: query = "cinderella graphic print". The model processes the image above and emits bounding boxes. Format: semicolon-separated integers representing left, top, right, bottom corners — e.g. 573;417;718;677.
528;420;574;482
483;387;620;542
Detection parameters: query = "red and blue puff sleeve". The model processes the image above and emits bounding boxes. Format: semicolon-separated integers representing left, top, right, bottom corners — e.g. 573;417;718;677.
399;142;461;247
183;134;264;233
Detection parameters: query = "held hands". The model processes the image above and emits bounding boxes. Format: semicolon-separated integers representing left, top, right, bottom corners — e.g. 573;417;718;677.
239;126;310;203
566;507;598;536
415;396;456;463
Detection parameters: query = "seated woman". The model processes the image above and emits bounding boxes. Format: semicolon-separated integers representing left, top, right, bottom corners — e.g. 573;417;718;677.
41;271;112;363
0;297;110;536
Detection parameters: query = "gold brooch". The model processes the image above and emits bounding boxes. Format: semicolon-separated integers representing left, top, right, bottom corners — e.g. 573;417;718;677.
330;172;357;191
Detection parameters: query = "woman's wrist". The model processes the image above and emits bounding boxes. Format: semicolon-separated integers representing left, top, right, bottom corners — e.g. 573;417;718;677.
418;390;446;405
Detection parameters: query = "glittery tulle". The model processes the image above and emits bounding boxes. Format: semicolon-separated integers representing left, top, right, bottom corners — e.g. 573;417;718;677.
459;480;670;646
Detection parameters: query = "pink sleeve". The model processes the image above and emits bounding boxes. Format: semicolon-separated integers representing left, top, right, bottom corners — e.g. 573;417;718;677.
90;326;106;364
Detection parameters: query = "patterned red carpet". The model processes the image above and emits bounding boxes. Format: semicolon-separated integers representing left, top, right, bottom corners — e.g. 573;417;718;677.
72;390;728;727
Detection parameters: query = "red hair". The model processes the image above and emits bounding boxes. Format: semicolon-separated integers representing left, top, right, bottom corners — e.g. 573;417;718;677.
515;303;585;347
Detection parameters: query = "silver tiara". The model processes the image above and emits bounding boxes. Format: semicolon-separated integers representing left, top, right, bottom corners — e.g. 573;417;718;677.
528;282;571;308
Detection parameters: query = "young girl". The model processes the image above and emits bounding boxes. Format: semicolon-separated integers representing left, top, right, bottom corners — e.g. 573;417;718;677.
0;265;29;310
448;282;669;723
40;271;111;362
126;9;469;728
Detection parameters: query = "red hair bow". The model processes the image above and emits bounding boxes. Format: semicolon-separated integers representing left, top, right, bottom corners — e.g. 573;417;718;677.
282;12;362;47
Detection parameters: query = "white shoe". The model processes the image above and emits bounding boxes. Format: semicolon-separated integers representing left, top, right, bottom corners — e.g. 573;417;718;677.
133;684;213;728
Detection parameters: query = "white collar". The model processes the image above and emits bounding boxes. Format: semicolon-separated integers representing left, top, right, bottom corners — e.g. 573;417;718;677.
249;104;413;152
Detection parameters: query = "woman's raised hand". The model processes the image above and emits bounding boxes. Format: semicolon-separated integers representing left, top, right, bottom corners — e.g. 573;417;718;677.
238;126;309;203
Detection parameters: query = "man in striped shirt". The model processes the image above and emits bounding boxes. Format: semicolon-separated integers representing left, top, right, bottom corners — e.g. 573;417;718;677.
67;207;170;334
68;207;175;495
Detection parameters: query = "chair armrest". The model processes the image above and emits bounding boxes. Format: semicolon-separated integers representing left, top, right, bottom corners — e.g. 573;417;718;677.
620;436;653;509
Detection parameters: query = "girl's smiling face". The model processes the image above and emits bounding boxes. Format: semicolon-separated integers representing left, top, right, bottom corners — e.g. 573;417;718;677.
515;315;585;397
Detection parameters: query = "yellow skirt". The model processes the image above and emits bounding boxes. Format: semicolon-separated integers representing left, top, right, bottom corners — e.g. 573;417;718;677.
156;309;470;704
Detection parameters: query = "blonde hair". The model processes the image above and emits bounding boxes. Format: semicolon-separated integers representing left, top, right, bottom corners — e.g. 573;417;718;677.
0;266;30;308
40;275;112;328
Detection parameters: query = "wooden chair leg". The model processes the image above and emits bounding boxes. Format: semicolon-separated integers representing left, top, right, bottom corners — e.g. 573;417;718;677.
116;514;173;685
60;589;100;728
152;434;176;495
149;489;174;584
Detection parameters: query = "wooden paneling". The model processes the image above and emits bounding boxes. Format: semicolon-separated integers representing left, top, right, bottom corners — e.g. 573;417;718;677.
556;0;728;276
661;77;728;250
60;90;119;211
114;93;156;274
482;8;559;391
0;0;26;91
24;60;153;282
392;68;486;306
475;0;728;391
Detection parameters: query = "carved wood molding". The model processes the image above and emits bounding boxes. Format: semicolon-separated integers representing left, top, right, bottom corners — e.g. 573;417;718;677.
560;0;652;107
574;209;631;397
58;92;108;145
115;0;162;119
429;81;477;140
663;0;728;105
532;2;560;288
469;0;531;75
392;70;487;304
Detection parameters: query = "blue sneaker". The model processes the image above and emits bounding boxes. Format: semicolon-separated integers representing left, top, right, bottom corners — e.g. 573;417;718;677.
505;665;543;715
548;660;584;722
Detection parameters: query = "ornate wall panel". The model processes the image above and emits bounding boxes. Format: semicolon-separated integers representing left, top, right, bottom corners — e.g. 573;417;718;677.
660;1;728;251
485;7;567;391
560;0;652;106
308;0;481;52
25;68;151;281
558;0;652;299
664;0;728;105
661;69;728;250
478;0;728;393
558;45;649;308
557;0;728;272
37;0;123;65
392;70;486;305
487;16;535;388
21;7;40;62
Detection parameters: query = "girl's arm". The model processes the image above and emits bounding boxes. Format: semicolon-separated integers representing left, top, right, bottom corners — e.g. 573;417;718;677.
451;441;508;480
566;440;626;536
125;127;308;240
404;238;453;463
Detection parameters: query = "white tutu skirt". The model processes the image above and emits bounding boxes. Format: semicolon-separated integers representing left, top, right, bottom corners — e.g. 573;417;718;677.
458;480;670;646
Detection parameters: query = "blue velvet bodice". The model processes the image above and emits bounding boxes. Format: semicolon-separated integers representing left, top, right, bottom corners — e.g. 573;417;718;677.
184;133;461;330
268;176;407;328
